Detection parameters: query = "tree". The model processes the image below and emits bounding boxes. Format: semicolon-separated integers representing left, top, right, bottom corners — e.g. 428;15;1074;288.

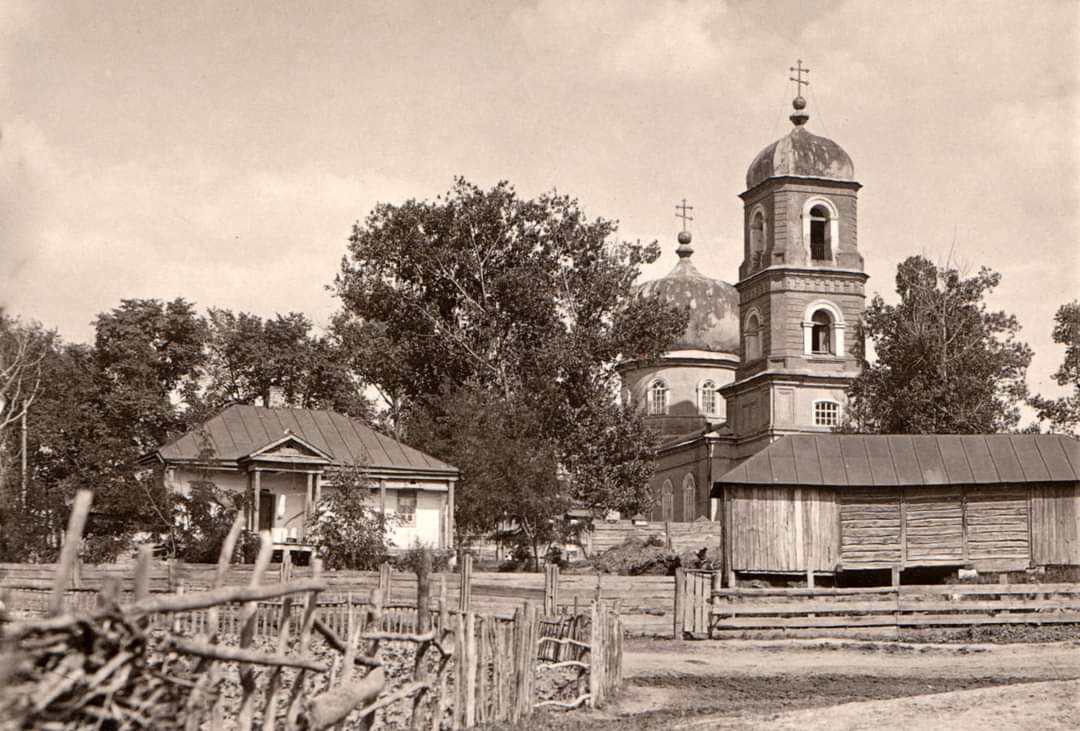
334;179;686;532
306;463;397;570
845;256;1033;434
405;384;568;568
1029;301;1080;435
0;311;52;504
200;308;372;420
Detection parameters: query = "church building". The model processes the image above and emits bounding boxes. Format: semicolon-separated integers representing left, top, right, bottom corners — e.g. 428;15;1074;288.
623;68;1080;582
624;73;865;524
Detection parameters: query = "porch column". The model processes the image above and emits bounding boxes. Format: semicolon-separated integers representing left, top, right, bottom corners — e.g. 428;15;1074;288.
447;478;456;549
251;469;262;533
313;472;322;506
304;472;314;541
379;479;387;517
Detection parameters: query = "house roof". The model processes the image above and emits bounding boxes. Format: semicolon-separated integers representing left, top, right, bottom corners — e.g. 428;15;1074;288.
716;434;1080;488
152;404;457;477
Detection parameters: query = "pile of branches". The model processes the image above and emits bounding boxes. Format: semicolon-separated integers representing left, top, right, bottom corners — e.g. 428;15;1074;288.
0;609;196;730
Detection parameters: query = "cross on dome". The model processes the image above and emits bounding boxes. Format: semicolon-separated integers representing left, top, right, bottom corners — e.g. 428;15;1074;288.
675;198;694;253
789;59;811;126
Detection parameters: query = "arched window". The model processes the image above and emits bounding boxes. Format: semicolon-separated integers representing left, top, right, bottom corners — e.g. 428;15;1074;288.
661;480;674;521
682;474;696;522
811;310;833;354
814;400;841;427
803;301;845;356
749;209;766;270
744;311;762;361
809;204;830;261
647;379;668;415
699;380;718;417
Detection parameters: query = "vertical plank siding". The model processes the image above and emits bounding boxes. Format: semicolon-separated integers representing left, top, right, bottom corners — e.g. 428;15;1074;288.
731;486;838;572
1031;484;1080;565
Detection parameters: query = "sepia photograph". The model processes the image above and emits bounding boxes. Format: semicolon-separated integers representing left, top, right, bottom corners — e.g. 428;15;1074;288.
1;1;1079;729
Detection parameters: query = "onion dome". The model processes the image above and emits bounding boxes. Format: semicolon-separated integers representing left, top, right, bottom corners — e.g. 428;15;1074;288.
746;95;854;190
636;231;740;354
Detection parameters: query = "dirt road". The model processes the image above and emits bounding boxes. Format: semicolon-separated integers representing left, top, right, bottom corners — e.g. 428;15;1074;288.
491;637;1080;730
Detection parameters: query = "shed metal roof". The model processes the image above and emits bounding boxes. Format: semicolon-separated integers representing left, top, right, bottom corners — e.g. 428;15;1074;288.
717;434;1080;488
153;405;457;476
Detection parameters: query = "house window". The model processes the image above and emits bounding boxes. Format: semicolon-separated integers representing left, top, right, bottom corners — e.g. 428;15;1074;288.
749;210;766;270
682;474;696;521
811;310;833;354
745;312;762;361
699;380;718;416
660;480;673;521
396;490;417;526
809;204;830;261
647;379;668;415
814;401;840;427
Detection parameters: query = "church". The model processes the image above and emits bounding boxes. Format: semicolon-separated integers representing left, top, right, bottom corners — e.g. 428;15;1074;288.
622;69;1080;583
624;72;864;524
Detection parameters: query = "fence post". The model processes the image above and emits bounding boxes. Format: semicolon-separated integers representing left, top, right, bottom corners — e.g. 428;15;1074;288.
708;571;720;639
378;562;392;603
458;552;473;612
673;567;685;639
543;564;560;615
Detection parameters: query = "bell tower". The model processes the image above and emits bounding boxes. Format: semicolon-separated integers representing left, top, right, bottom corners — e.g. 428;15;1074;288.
721;63;869;458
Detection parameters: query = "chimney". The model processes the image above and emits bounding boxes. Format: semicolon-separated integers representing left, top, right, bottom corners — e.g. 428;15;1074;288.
264;386;287;409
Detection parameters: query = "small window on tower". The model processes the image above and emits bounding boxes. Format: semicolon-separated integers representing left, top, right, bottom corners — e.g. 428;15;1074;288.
811;310;833;354
810;205;830;261
745;312;762;361
647;379;668;415
814;401;840;427
749;210;766;270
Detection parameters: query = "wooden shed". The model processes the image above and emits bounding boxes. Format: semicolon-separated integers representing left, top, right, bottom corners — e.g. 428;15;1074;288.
713;434;1080;582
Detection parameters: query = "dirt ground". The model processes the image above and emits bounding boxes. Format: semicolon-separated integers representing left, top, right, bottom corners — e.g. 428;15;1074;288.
484;636;1080;730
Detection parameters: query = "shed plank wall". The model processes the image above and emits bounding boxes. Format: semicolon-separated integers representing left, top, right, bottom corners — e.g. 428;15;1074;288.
1032;484;1080;565
731;486;837;572
839;491;902;563
966;487;1030;559
904;487;964;562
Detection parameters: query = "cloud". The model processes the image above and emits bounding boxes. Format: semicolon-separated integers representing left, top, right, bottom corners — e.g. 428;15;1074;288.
0;121;417;339
511;0;731;82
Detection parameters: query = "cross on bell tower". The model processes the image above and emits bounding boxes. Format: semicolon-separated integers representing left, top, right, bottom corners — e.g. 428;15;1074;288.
789;59;810;126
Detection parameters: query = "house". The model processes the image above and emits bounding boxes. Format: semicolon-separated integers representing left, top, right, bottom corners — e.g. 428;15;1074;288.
714;434;1080;583
143;404;458;556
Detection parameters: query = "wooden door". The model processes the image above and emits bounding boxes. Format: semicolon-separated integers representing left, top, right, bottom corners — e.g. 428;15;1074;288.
258;492;275;532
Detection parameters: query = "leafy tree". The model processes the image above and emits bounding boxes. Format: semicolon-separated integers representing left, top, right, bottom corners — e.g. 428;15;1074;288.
93;298;208;449
307;463;397;570
1029;301;1080;435
200;308;371;420
334;179;685;535
405;384;567;569
846;256;1032;434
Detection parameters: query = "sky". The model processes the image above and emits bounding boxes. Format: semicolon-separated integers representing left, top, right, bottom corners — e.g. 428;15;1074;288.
1;0;1078;401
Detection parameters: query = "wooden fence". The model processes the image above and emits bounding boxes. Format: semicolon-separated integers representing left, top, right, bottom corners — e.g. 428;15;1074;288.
1;494;624;729
2;559;673;635
674;570;1080;637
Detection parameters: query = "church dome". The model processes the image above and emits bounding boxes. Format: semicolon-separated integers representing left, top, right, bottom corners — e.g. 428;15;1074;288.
745;96;854;190
636;234;740;354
